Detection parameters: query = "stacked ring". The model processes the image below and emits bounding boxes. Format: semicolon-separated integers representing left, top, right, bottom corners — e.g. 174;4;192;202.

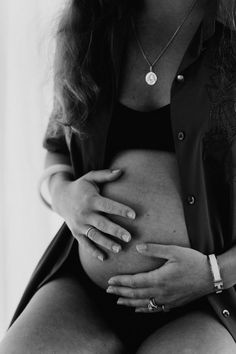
148;297;167;312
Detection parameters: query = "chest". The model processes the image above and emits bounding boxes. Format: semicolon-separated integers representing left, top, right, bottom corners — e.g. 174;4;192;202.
118;9;205;110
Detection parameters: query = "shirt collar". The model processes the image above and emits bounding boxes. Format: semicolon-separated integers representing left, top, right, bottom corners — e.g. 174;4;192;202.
190;2;217;56
177;4;218;75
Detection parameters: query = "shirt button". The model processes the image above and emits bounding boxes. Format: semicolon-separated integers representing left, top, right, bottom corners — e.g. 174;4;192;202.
177;131;185;141
176;74;184;82
222;309;230;318
187;195;195;205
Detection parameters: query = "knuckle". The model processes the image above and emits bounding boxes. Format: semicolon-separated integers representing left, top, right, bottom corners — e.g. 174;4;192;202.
74;219;83;231
104;241;114;251
83;194;93;207
129;290;135;298
96;219;106;231
77;207;87;219
102;199;114;214
89;194;98;207
129;278;136;288
111;227;119;237
112;227;123;239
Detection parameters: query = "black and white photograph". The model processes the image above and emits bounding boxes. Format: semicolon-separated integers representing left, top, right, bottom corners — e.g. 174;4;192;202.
1;0;236;353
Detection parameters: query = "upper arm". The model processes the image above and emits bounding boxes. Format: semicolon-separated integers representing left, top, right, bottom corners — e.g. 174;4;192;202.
42;98;71;156
44;151;71;169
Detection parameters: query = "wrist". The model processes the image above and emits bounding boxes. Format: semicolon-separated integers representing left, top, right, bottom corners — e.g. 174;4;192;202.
201;255;216;296
217;252;235;290
50;173;73;213
49;171;73;196
38;164;74;211
207;254;224;294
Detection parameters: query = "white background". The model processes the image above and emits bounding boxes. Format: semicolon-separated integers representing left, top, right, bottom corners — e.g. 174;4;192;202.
0;0;66;338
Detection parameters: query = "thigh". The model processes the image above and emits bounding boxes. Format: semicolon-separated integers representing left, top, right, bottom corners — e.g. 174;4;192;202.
0;272;127;354
136;309;236;354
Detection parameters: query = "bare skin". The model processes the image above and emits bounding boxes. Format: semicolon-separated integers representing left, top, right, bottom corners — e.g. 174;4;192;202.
118;0;207;110
1;0;236;353
79;150;191;289
1;274;235;354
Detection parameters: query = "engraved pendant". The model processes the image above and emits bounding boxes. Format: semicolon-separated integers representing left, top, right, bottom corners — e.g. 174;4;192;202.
145;68;157;86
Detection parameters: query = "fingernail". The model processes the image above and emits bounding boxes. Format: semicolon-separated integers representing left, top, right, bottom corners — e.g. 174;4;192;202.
112;245;121;253
98;255;104;261
127;211;136;219
122;234;131;242
136;244;147;252
106;286;114;293
108;278;115;285
112;169;121;173
117;299;123;305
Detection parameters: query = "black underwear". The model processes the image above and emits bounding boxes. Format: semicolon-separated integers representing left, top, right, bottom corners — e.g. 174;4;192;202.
52;241;215;354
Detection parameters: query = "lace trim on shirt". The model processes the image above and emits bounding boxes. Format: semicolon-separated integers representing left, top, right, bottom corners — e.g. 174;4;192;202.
202;30;236;182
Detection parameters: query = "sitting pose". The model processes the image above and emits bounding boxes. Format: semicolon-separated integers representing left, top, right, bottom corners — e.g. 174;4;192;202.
1;0;236;353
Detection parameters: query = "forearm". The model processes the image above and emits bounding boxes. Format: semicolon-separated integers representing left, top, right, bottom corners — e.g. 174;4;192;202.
217;244;236;289
39;151;74;212
44;151;73;195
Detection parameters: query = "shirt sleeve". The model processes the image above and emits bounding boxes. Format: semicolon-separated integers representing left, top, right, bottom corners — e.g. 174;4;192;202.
42;98;70;155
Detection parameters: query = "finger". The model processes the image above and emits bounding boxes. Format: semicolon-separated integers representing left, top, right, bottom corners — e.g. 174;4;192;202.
76;234;106;262
94;196;136;220
117;298;149;308
85;225;122;254
135;305;171;313
135;307;159;313
136;243;181;260
108;272;152;288
106;286;151;299
84;169;123;184
92;214;132;243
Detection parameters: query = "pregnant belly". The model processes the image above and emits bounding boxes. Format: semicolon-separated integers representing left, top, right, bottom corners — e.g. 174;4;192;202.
78;150;191;289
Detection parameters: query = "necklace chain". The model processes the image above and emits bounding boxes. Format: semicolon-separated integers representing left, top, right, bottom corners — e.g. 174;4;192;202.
131;0;199;81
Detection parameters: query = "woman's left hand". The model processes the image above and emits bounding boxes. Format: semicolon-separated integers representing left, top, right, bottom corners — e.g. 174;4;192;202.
106;243;215;312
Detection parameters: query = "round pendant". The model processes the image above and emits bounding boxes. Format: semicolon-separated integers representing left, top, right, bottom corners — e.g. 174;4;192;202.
145;71;157;86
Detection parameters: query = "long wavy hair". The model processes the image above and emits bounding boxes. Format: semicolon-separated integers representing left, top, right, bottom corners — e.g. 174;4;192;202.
52;0;236;134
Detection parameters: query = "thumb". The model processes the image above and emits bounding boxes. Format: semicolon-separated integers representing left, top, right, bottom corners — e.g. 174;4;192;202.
84;169;123;184
136;243;181;260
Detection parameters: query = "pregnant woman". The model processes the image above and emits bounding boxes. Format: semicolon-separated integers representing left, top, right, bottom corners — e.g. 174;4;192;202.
1;0;236;353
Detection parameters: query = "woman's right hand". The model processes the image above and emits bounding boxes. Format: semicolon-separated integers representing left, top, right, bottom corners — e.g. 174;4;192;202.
51;169;136;261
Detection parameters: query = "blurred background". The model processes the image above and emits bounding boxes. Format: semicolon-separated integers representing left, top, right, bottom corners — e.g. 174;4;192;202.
0;0;66;338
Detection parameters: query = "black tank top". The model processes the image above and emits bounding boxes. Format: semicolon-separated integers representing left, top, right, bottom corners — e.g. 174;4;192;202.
104;101;175;167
